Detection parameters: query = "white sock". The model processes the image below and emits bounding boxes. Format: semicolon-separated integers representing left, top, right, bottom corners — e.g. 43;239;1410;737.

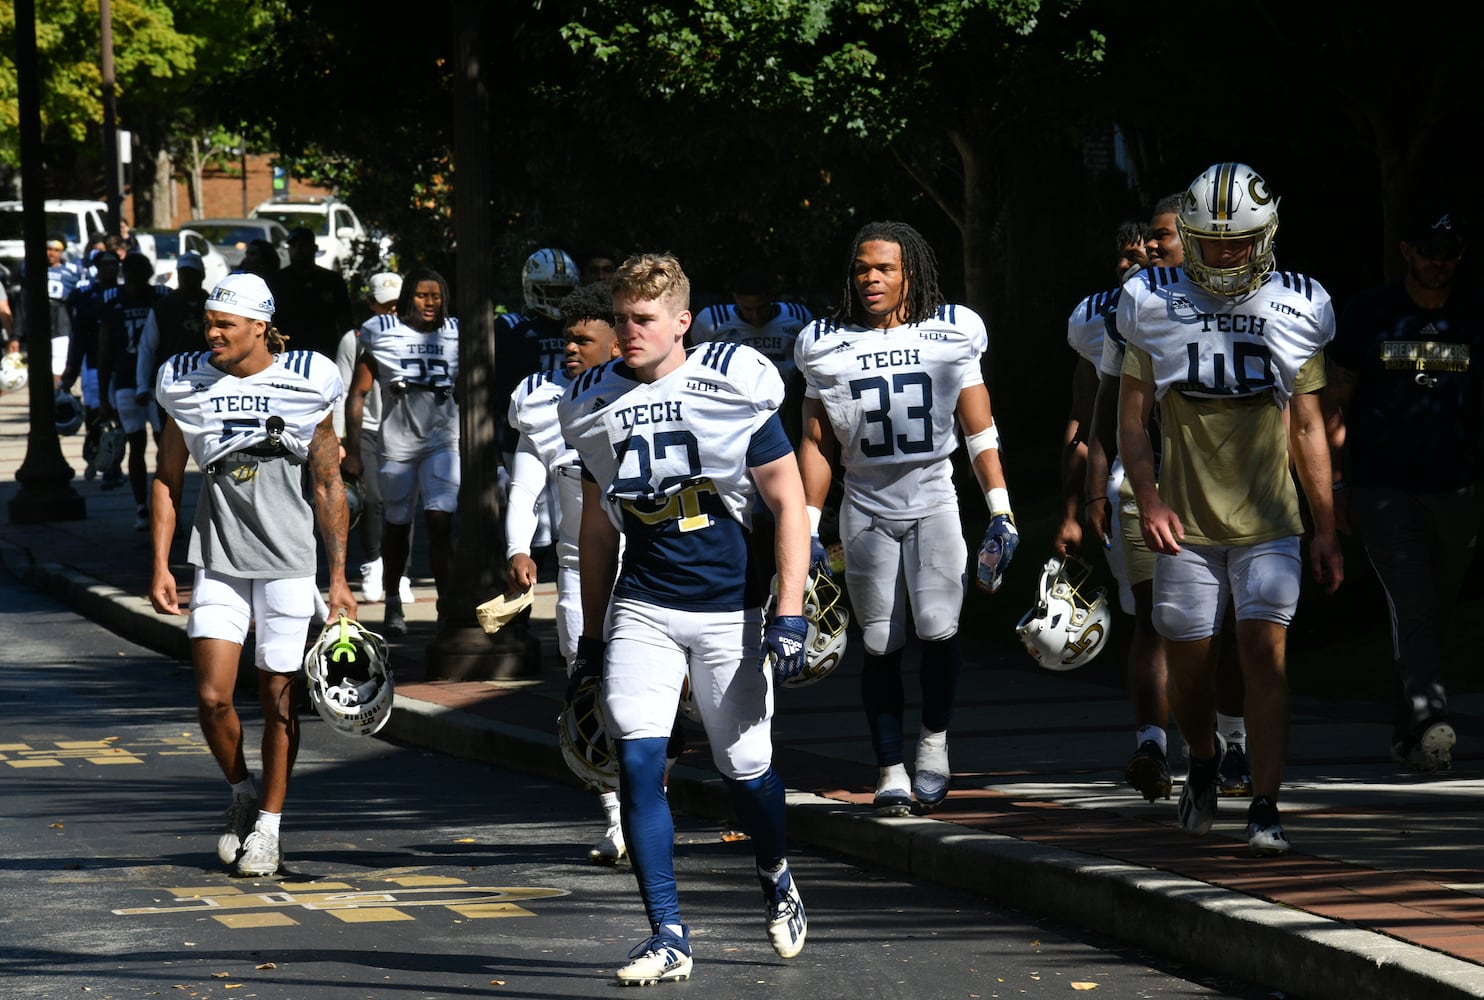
758;858;788;888
916;727;949;774
662;923;686;941
877;763;910;793
1136;725;1167;755
1217;714;1246;746
254;810;281;837
230;775;257;801
599;790;621;826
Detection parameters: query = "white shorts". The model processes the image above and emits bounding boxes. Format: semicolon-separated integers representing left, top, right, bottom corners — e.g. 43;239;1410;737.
379;448;460;523
51;335;69;377
1152;536;1302;641
186;567;317;673
1104;459;1134;615
840;499;967;656
80;363;100;409
112;387;160;435
602;598;772;781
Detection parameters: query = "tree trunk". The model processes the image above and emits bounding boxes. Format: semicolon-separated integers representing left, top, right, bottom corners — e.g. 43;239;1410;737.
186;136;205;220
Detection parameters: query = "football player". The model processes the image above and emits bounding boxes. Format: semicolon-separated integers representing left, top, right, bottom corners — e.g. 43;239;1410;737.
1082;196;1255;806
97;252;167;529
1117;163;1342;857
795;220;1016;817
332;272;413;607
495;248;583;561
148;272;356;877
505;281;629;863
343;269;459;637
559;253;810;986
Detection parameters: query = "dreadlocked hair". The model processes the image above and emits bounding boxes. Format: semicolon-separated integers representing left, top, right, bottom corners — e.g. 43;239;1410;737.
266;326;289;353
833;220;944;327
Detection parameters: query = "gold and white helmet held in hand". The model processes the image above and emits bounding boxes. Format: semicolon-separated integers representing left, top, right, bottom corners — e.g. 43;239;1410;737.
768;565;850;688
1015;555;1111;671
304;614;395;737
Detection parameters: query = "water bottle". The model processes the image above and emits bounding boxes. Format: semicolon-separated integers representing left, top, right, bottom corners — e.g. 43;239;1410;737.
977;536;1003;591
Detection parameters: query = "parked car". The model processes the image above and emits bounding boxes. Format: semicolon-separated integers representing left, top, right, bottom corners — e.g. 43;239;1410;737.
0;198;109;283
250;195;367;274
136;228;230;291
185;218;291;270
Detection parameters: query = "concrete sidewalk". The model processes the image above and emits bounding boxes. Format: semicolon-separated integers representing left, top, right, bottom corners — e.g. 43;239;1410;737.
3;387;1483;1000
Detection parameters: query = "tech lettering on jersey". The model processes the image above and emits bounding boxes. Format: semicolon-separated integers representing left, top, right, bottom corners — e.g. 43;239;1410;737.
1121;268;1334;404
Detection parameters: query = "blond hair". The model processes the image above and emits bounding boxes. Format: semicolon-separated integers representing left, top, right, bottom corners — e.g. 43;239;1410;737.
266;325;289;353
612;252;690;312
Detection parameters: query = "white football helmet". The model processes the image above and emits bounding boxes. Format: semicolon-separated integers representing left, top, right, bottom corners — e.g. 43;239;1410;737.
768;566;850;688
522;248;579;320
304;615;395;737
1177;162;1280;298
54;389;83;436
0;352;26;393
558;676;619;789
1015;555;1112;671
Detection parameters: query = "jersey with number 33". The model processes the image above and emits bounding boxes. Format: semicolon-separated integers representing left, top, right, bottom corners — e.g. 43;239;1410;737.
794;305;988;519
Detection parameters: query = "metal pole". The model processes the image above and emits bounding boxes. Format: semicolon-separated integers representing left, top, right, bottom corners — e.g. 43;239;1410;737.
8;0;85;523
100;0;122;235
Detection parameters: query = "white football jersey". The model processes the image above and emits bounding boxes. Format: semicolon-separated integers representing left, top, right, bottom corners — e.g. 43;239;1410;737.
1118;267;1335;406
156;349;342;577
1067;285;1122;368
794;305;988;518
508;367;576;471
558;342;788;611
507;368;581;553
689;302;812;379
358;313;460;462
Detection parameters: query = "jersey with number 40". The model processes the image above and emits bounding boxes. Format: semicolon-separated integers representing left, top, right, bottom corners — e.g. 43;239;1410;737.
558;342;791;612
795;305;988;519
358;313;460;462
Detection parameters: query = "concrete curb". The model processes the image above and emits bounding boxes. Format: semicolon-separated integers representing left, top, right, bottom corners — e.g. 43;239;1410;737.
4;542;1482;999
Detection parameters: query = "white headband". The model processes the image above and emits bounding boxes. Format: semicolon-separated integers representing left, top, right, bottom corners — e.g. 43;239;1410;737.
206;273;275;321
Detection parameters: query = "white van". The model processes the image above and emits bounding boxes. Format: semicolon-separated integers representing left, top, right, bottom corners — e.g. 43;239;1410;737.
0;199;109;282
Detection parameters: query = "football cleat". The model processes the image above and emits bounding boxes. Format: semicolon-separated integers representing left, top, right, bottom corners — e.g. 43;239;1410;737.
615;925;692;986
235;830;282;877
1125;740;1173;802
762;865;807;959
1176;734;1225;836
217;796;258;866
1245;796;1290;857
1218;740;1254;796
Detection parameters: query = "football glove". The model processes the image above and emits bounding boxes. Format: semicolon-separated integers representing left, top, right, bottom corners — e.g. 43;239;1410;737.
809;534;830;574
566;636;607;703
761;614;810;685
976;513;1019;594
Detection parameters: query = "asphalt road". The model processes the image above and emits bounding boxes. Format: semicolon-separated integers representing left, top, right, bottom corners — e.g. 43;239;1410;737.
0;573;1280;999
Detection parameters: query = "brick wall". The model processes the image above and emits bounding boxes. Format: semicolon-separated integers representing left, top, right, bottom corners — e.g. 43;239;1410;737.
165;153;335;227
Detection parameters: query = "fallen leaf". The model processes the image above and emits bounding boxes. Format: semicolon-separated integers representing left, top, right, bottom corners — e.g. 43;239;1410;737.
255;963;277;970
489;980;505;986
224;985;242;990
720;831;748;842
50;823;63;829
1072;984;1100;991
211;972;228;979
456;837;476;843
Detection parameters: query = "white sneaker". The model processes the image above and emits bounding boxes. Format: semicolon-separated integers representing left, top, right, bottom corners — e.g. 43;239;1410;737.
398;576;415;604
913;728;950;811
360;558;385;603
873;765;912;817
217;797;257;865
235;829;282;877
615;926;691;986
589;823;626;865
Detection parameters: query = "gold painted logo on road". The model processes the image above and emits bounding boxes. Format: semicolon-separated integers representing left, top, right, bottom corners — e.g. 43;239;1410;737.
113;875;569;928
1;735;208;768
